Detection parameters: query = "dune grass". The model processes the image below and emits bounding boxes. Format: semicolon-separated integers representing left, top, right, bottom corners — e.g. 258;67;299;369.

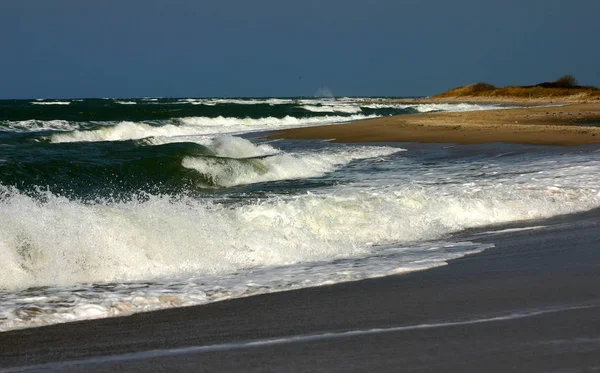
435;76;600;99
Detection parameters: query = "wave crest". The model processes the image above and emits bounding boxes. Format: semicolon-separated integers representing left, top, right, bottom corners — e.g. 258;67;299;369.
48;115;380;143
300;105;362;113
182;139;402;187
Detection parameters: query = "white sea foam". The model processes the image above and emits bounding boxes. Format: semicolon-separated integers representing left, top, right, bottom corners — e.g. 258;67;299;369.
49;121;193;142
300;105;362;113
30;101;71;105
142;135;402;187
48;114;380;143
176;114;374;127
298;100;511;113
294;99;507;113
0;120;78;133
182;137;402;187
2;149;600;330
175;98;295;106
2;181;577;290
6;100;507;137
204;135;281;158
0;235;486;331
360;102;510;112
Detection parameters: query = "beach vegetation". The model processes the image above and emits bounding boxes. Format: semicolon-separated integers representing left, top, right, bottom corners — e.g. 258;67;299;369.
435;75;599;99
439;82;496;96
553;74;578;88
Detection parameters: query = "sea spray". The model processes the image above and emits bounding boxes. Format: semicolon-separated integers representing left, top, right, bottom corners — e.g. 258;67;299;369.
2;168;598;291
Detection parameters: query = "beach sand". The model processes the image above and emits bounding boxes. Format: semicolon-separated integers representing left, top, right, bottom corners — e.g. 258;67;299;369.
2;208;600;372
268;103;600;146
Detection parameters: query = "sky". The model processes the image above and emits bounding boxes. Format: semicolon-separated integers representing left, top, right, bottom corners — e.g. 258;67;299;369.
1;0;598;98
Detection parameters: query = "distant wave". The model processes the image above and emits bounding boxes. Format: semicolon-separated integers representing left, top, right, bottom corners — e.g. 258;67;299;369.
175;98;295;106
299;101;507;114
176;114;376;127
48;114;380;143
1;120;79;133
49;121;199;143
300;105;362;114
31;101;71;105
360;102;509;112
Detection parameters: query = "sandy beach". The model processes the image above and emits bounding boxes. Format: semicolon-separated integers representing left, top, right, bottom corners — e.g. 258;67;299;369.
1;208;600;372
269;103;600;146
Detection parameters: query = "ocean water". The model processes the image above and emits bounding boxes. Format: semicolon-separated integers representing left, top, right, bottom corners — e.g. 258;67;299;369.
1;97;599;331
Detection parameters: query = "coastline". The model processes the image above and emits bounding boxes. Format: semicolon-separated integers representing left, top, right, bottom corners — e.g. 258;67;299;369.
2;208;600;372
268;103;600;146
2;98;600;372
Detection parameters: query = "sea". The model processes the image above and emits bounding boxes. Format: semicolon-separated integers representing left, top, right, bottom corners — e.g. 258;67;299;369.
1;97;599;331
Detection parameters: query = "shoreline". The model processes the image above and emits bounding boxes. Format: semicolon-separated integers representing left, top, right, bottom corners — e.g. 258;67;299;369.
268;103;600;146
3;100;600;371
2;208;600;372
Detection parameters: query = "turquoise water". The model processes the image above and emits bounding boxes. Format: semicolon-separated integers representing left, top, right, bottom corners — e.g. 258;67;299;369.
1;97;599;330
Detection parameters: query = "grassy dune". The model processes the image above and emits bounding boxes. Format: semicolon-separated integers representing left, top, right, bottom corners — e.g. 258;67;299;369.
434;75;600;101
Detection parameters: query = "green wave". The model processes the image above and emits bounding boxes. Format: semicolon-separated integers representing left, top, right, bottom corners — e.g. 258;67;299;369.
0;140;273;199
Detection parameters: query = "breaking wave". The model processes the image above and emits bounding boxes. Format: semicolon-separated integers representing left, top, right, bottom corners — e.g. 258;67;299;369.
300;105;363;113
48;115;380;143
181;137;403;187
0;120;79;133
31;101;71;105
1;167;597;291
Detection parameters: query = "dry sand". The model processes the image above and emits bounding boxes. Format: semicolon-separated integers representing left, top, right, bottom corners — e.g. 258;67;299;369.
269;103;600;146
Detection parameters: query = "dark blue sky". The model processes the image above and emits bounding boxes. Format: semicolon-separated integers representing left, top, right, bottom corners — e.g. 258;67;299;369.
1;0;598;98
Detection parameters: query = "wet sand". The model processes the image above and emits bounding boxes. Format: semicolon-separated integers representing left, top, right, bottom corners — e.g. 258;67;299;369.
268;103;600;146
2;208;600;372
